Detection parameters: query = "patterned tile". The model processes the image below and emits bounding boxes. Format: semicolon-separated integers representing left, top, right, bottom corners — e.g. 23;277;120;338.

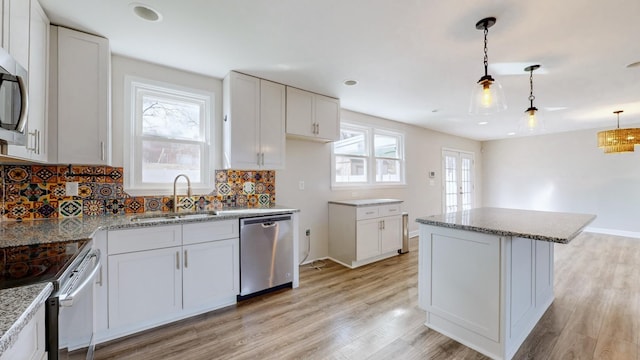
161;197;173;212
4;201;33;221
177;197;195;212
255;182;266;194
247;195;258;206
217;183;232;196
32;166;58;183
94;184;115;199
47;184;68;201
144;197;163;212
105;199;126;215
59;200;83;218
258;194;270;206
215;170;227;183
34;201;59;219
4;166;31;184
105;167;124;183
77;183;94;199
193;196;211;211
236;195;248;207
124;197;145;214
3;184;21;202
83;200;105;217
57;165;77;182
20;184;49;202
243;182;255;195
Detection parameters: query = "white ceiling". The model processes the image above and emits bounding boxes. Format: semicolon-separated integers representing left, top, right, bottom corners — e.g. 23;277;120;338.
38;0;640;141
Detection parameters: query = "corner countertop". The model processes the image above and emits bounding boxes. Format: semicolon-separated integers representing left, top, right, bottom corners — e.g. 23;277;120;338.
0;283;53;356
0;205;299;355
328;198;403;207
415;207;596;244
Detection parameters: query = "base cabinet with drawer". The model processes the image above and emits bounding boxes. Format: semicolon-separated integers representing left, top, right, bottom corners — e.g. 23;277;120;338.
96;220;239;343
328;199;403;268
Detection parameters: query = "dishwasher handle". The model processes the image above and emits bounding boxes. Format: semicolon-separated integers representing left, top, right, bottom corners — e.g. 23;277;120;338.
241;215;292;226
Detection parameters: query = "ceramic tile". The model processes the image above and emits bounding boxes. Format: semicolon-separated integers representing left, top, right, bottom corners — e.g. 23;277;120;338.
4;166;31;184
3;184;21;202
236;195;248;207
47;184;68;201
144;198;163;212
83;200;105;217
124;197;144;214
33;201;58;219
258;194;270;206
77;184;93;199
31;166;58;183
4;201;33;221
105;199;126;215
59;200;83;218
105;167;124;183
19;184;49;202
215;170;227;183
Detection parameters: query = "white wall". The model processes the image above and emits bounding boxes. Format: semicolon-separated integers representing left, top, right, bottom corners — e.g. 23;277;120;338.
482;128;640;236
110;55;223;169
277;110;482;262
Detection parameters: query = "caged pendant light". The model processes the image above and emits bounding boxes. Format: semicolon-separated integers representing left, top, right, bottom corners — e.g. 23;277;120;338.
519;65;544;133
597;110;640;153
470;17;506;115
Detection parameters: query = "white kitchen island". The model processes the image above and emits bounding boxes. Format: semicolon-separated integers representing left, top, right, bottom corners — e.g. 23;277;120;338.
416;207;595;360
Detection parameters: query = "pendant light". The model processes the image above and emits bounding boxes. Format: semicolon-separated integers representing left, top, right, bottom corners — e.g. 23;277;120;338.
519;65;544;133
597;110;640;153
470;17;506;115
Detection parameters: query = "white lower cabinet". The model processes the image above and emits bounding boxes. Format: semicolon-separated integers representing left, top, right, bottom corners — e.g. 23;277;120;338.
96;220;239;343
108;246;182;329
0;304;46;360
329;201;403;268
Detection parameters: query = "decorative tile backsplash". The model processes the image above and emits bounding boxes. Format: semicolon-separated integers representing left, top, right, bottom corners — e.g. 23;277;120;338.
0;165;276;221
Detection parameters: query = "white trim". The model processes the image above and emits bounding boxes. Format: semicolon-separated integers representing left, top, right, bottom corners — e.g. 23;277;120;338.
409;230;420;239
584;227;640;239
123;75;215;194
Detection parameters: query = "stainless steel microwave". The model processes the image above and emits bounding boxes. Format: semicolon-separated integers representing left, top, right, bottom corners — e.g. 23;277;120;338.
0;46;28;146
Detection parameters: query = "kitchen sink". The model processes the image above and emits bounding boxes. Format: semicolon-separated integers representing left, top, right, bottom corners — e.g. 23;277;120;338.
130;212;218;223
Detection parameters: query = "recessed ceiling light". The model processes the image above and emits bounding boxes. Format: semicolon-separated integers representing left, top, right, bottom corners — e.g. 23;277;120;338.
343;80;358;86
478;121;489;125
507;132;516;136
627;61;640;68
130;3;162;22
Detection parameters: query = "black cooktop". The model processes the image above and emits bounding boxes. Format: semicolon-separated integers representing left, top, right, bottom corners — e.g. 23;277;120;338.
0;239;90;290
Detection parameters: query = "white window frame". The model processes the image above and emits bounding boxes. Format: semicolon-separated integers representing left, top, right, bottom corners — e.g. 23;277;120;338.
124;76;215;196
331;122;406;189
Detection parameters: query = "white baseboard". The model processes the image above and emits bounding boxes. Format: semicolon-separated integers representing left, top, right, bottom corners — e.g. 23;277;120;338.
409;230;419;239
299;256;329;266
585;227;640;239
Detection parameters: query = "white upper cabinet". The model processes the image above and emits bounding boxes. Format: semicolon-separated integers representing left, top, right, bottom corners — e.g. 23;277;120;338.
3;0;51;162
50;26;111;165
223;71;285;170
286;86;340;142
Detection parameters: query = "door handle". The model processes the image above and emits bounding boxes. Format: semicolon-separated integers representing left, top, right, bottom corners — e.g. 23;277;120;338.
176;251;180;269
184;250;188;268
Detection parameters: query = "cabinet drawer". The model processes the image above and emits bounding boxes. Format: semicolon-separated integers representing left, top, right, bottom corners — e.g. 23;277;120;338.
183;220;239;245
356;206;379;220
380;204;401;217
108;225;182;254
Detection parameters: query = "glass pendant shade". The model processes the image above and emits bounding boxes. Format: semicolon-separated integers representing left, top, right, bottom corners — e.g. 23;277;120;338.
469;76;507;115
519;107;544;134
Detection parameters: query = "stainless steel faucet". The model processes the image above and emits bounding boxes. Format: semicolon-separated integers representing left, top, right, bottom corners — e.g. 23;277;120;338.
173;174;192;213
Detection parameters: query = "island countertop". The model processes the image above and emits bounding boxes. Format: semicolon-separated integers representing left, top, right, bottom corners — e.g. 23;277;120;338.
415;207;596;244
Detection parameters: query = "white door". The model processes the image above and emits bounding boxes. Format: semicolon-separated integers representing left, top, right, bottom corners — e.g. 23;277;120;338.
442;150;475;213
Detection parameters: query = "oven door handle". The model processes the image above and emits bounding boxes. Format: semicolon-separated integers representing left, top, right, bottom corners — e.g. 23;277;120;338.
59;250;101;307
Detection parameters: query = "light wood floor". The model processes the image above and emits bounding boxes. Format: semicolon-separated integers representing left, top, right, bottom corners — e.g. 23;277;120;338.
95;232;640;360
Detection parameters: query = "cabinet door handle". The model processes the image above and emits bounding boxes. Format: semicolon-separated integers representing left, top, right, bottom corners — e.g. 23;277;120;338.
27;130;37;151
100;141;105;161
257;153;261;166
382;220;385;230
261;152;265;166
316;123;320;135
184;250;188;268
176;251;180;269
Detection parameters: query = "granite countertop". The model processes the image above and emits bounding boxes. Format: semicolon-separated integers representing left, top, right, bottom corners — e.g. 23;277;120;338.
0;205;299;355
0;206;299;248
328;198;403;207
415;207;596;244
0;283;53;356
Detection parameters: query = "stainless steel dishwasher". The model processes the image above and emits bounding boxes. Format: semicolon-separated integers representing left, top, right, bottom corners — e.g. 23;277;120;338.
239;214;293;299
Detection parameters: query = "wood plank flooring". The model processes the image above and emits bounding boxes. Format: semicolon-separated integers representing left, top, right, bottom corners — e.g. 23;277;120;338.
95;232;640;360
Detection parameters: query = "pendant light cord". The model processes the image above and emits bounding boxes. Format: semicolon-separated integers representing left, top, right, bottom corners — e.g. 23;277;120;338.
529;69;535;108
483;26;489;77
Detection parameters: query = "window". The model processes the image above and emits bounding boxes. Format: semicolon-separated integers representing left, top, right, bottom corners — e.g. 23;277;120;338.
125;77;214;194
332;123;405;187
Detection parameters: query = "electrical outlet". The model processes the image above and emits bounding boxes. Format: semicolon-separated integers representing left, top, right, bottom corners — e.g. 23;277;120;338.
298;180;305;190
65;182;79;196
305;229;311;236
